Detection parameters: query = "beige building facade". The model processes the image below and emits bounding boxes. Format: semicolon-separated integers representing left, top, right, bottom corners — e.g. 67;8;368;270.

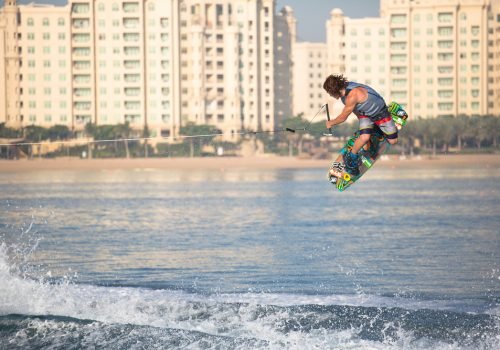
178;0;277;137
0;0;291;137
292;42;328;118
295;0;500;119
0;0;180;135
274;6;295;121
2;0;497;137
381;0;499;118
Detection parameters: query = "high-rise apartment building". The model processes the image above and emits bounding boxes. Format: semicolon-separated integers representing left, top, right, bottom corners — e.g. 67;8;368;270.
380;0;499;118
72;0;179;133
295;0;500;119
0;0;179;135
325;10;390;117
274;6;295;121
294;0;500;118
3;0;496;138
292;42;328;118
488;0;500;113
0;0;291;138
178;0;276;137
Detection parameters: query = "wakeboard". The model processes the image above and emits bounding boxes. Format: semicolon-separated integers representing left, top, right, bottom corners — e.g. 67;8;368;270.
328;102;408;191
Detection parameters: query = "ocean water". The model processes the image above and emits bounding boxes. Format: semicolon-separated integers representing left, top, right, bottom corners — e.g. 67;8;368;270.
0;162;499;349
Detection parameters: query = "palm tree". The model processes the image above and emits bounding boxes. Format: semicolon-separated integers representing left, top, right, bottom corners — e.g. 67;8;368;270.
469;116;489;150
437;116;455;153
113;122;132;158
484;116;498;149
142;124;150;158
454;115;470;151
24;125;49;159
179;123;219;157
84;123;98;158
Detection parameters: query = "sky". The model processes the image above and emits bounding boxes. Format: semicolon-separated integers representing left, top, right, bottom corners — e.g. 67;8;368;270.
275;0;379;42
17;0;380;42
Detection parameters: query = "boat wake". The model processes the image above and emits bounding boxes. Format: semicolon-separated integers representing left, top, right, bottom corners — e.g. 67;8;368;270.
0;243;499;350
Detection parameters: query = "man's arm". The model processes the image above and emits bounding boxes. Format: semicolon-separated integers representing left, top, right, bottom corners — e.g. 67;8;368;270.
326;88;363;129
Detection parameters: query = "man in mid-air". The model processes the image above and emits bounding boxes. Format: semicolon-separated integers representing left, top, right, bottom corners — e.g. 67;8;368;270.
323;74;398;176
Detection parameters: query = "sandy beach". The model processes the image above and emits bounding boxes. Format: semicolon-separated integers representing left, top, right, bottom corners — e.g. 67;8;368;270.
0;154;499;172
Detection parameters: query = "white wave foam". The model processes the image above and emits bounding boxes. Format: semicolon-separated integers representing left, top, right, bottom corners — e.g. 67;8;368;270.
1;243;498;350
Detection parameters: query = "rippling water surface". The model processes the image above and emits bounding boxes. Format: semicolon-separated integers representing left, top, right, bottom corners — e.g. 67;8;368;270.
0;163;499;349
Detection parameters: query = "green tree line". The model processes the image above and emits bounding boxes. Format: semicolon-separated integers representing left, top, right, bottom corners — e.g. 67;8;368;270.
281;114;499;154
1;114;498;159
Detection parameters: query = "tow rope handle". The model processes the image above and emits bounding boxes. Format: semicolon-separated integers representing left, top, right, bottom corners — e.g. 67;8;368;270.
323;103;334;136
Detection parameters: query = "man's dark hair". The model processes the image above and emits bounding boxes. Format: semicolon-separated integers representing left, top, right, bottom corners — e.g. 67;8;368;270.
323;74;348;96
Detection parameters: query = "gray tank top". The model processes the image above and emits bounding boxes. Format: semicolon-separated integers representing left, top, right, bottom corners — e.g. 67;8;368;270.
341;82;387;120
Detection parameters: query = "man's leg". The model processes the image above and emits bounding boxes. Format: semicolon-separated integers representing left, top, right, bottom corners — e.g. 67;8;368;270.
377;118;398;145
351;117;374;154
343;118;373;176
351;133;371;154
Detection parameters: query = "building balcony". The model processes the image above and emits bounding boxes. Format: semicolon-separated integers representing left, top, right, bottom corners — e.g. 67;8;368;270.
124;47;140;56
124;114;141;124
75;115;92;125
71;3;89;13
72;18;90;30
74;102;91;111
160;18;169;28
73;48;91;57
124;33;140;42
123;2;139;13
124;74;140;83
125;102;141;110
73;88;91;98
124;60;140;69
123;18;140;29
73;74;91;84
72;33;91;45
390;66;407;75
125;88;140;97
437;66;453;74
73;61;91;70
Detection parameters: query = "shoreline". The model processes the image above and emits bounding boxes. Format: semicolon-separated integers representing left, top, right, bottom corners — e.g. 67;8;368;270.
0;154;499;172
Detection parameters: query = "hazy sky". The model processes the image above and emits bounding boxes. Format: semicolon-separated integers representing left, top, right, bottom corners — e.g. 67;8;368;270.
17;0;380;42
275;0;380;42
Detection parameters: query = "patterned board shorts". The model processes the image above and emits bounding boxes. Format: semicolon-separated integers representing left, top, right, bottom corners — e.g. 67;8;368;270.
358;112;398;140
